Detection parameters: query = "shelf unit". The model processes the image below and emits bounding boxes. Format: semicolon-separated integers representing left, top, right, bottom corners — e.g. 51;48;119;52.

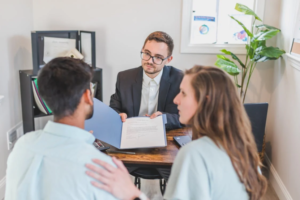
19;68;103;133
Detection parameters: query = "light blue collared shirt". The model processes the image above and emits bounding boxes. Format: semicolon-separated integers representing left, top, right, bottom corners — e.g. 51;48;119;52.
164;136;249;200
5;121;117;200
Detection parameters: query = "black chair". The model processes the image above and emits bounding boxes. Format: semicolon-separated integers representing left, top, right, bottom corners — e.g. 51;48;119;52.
130;168;167;195
244;103;268;160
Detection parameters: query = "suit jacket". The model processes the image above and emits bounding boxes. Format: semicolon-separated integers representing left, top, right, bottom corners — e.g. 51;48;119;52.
110;66;183;130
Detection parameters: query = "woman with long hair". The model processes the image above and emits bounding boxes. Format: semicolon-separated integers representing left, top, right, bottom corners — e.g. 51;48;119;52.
85;65;267;200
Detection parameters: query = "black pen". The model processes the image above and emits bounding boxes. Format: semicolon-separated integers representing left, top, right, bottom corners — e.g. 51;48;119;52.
106;150;136;155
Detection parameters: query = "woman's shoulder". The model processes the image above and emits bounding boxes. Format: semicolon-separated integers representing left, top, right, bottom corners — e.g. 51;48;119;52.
181;136;219;153
178;136;227;163
169;137;249;200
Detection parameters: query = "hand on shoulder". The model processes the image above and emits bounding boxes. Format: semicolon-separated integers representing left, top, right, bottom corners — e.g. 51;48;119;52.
85;157;143;200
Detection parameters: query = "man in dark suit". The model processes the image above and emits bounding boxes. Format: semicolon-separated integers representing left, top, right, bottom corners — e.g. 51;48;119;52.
110;31;183;130
109;31;183;181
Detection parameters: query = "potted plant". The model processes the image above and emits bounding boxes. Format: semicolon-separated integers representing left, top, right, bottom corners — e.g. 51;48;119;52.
215;3;285;160
215;3;285;103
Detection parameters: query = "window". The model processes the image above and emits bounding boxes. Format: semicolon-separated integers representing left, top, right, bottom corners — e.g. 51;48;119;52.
181;0;265;54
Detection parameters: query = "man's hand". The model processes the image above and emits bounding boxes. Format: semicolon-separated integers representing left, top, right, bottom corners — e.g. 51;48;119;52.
149;111;162;119
85;157;142;200
119;113;127;122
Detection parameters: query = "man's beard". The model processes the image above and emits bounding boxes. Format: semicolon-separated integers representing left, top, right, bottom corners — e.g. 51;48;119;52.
86;105;94;120
143;63;161;74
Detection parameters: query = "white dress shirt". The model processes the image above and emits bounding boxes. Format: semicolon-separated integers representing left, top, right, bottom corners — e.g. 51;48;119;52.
138;68;163;116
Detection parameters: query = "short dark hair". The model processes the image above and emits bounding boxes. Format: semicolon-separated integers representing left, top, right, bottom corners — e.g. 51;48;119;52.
143;31;174;56
38;57;93;119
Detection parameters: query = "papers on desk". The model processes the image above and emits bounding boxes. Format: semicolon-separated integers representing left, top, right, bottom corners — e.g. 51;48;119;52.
85;98;167;149
43;37;76;63
121;116;166;149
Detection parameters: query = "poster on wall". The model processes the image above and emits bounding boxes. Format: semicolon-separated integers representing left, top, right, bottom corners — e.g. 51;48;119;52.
290;38;300;57
190;0;217;44
190;15;217;44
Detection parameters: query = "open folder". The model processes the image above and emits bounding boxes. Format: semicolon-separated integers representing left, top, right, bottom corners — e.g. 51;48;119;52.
85;98;167;149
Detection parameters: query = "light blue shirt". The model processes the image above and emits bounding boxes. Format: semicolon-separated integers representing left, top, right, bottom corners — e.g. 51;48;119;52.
164;136;249;200
5;121;117;200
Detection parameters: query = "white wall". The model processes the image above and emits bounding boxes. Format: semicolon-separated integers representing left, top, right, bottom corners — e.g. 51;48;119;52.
32;0;227;105
0;0;33;198
264;0;300;199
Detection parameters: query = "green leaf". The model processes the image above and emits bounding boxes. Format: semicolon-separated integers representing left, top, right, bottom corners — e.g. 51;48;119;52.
257;47;286;58
255;29;280;41
251;30;269;42
217;55;234;63
215;58;240;76
235;3;262;21
230;15;253;37
255;24;281;31
252;54;262;62
254;56;278;62
246;44;254;59
221;49;245;68
255;46;264;53
250;40;266;55
236;83;242;88
257;40;266;47
252;49;284;62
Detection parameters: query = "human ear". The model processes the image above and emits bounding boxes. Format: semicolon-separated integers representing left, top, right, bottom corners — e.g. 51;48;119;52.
165;55;173;64
83;89;93;106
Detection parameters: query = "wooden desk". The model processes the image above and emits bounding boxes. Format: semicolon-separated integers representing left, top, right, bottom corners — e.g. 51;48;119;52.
105;128;191;168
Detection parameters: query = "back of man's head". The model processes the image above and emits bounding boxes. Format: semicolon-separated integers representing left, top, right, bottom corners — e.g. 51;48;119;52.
38;57;93;119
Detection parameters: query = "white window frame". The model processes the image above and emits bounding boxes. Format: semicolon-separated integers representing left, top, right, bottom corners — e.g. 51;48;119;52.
180;0;265;54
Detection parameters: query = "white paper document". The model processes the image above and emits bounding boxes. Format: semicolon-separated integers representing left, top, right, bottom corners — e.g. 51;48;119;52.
120;116;166;149
43;37;76;63
85;98;167;149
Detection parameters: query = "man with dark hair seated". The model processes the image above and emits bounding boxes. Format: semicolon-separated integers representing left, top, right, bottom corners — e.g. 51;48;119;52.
5;57;118;200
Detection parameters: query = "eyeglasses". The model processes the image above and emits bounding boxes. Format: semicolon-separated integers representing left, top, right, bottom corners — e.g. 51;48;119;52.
140;52;170;65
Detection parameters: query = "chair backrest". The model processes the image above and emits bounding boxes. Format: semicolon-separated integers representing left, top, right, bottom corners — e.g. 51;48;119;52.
244;103;268;152
131;168;162;179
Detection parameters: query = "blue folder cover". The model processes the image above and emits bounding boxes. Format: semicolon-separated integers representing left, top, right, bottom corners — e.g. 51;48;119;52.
85;98;167;149
85;98;122;148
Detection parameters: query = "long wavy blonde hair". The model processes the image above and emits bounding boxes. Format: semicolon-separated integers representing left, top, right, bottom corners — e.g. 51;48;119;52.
186;65;267;200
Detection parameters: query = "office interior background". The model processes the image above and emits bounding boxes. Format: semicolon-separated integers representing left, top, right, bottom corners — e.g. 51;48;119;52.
0;0;299;199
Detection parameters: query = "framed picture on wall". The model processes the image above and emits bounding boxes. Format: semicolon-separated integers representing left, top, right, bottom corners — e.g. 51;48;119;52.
290;38;300;57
